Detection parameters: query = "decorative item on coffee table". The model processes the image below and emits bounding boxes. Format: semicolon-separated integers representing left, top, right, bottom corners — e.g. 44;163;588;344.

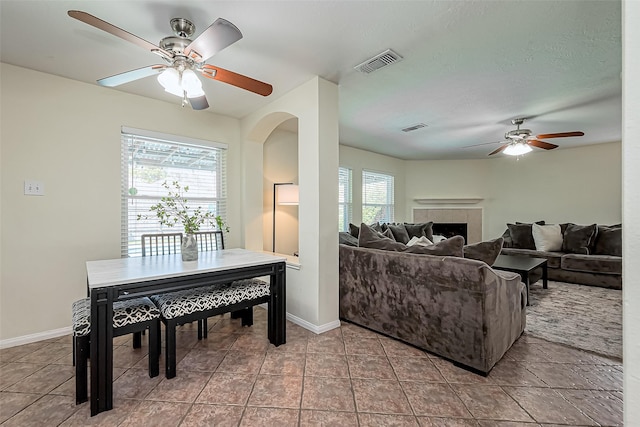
139;181;227;261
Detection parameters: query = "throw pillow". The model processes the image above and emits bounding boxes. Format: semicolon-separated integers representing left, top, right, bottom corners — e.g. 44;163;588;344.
532;223;563;252
507;221;545;250
593;224;622;256
385;223;411;244
463;237;504;266
339;232;359;247
358;223;406;251
349;222;382;238
405;235;464;257
562;223;598;254
348;223;360;238
406;236;434;247
404;222;434;241
382;228;396;240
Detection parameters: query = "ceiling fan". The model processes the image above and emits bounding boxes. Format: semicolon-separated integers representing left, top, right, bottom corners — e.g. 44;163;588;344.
484;118;584;156
67;10;273;110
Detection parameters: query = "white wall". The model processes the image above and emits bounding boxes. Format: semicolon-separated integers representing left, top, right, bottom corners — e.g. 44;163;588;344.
403;142;622;239
242;77;340;330
623;0;640;423
263;127;299;255
339;145;406;224
0;63;242;341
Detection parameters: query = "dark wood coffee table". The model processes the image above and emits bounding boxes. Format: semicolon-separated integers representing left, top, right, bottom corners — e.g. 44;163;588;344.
492;254;548;306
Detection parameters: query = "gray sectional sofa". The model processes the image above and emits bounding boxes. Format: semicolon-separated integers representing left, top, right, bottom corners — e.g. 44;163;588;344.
339;244;526;374
501;222;622;289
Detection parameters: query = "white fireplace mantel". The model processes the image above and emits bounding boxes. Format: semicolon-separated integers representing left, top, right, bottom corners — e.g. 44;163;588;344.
413;198;483;205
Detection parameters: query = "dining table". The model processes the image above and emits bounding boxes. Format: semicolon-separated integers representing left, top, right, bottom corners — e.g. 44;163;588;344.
85;248;287;416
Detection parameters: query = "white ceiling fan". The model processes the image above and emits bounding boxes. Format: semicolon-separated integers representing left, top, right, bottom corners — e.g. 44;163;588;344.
68;10;273;110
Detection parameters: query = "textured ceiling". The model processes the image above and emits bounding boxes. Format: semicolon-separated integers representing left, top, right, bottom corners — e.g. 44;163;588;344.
0;1;622;160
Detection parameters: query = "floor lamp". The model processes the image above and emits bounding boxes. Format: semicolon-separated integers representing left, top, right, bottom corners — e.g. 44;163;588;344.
273;182;299;253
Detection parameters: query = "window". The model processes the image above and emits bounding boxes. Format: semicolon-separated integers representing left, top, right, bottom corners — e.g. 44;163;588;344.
338;167;353;231
362;170;394;224
121;127;227;257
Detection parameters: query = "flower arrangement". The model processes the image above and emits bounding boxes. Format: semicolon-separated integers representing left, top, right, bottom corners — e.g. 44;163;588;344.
138;181;228;235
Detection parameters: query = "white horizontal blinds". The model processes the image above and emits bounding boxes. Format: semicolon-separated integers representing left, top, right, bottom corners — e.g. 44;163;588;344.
362;170;394;224
121;129;227;257
338;167;353;231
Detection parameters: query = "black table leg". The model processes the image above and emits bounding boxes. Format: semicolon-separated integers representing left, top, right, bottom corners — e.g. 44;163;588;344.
542;261;548;289
268;262;286;346
90;287;114;416
522;272;530;306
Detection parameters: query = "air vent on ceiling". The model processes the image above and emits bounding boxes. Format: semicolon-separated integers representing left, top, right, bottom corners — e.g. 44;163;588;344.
354;49;403;74
401;123;428;133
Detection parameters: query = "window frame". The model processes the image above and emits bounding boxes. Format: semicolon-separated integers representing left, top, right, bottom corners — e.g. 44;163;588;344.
362;169;395;224
338;166;353;232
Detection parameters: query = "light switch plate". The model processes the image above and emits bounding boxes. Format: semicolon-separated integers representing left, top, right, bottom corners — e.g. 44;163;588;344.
24;180;45;196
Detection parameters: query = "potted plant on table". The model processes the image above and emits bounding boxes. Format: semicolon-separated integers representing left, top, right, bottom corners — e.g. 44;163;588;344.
139;181;228;261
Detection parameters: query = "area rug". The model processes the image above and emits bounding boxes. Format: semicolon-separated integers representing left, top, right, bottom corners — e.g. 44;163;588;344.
525;280;622;360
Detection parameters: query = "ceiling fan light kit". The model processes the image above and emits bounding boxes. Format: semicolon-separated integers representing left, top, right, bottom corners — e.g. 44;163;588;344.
503;142;533;156
67;10;273;110
474;117;585;157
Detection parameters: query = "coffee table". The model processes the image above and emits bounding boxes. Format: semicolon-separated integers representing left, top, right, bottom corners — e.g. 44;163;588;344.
492;254;548;306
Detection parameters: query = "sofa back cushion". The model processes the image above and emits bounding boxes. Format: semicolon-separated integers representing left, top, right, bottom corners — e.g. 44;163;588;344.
593;224;622;256
506;221;545;249
359;223;463;257
463;237;504;266
404;222;434;241
562;223;598;254
384;223;411;244
339;232;359;247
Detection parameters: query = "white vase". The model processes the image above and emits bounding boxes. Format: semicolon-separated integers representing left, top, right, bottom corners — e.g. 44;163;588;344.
181;233;198;261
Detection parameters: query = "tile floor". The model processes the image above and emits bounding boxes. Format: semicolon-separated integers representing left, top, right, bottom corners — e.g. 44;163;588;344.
0;308;623;426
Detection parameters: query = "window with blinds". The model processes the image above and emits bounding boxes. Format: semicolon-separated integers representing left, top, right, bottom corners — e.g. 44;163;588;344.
121;127;227;257
362;170;394;224
338;167;353;231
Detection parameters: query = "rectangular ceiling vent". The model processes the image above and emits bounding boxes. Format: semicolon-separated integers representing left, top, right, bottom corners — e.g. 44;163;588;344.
354;49;403;74
401;123;428;133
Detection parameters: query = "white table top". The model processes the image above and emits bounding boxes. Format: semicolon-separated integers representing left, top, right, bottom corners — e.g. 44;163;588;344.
86;248;287;289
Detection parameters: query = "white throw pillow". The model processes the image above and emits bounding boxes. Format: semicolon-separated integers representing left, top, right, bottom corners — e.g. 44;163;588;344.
532;223;563;252
431;235;446;243
406;236;434;247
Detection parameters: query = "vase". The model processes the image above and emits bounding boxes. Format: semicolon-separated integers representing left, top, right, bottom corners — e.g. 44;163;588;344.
181;233;198;261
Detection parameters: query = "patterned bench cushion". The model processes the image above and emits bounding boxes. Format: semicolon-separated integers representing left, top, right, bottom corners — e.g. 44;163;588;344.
150;279;270;320
72;297;161;337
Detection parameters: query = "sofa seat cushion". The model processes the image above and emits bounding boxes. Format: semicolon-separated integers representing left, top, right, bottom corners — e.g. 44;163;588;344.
151;279;269;320
561;254;622;275
500;248;563;269
72;296;160;337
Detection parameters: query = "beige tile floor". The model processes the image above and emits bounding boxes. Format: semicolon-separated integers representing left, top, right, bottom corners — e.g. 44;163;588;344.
0;308;623;426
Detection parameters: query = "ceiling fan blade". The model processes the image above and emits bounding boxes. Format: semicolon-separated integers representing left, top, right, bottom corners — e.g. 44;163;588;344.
97;65;166;87
488;145;508;156
68;10;173;59
535;131;584;139
461;140;505;149
200;65;273;96
528;139;559;150
185;18;243;63
189;95;209;110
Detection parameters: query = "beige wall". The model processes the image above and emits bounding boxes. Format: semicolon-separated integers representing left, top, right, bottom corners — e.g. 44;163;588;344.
263;126;299;255
403;142;622;239
0;63;242;341
339;145;406;225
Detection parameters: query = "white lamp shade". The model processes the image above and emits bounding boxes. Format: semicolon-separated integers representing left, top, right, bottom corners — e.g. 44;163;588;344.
503;142;533;156
277;184;299;205
157;68;183;97
182;69;205;98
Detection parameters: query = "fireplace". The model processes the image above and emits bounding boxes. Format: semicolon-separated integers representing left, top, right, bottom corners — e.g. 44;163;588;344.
413;208;482;243
432;223;468;243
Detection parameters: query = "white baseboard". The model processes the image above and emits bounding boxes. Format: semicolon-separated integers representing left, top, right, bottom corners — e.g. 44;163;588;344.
257;303;341;335
286;312;341;334
0;326;72;349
